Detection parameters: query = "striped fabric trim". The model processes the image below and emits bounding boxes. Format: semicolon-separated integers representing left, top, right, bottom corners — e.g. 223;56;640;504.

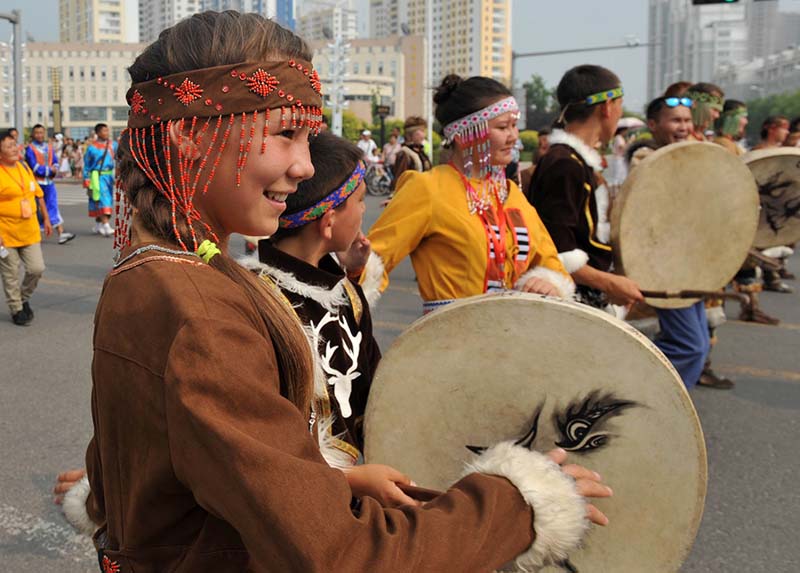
422;299;455;314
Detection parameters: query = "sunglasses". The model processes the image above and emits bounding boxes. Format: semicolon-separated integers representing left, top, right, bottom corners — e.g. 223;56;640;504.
664;97;693;108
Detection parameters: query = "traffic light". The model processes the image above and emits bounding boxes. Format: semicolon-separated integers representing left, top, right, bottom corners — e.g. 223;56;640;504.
692;0;739;4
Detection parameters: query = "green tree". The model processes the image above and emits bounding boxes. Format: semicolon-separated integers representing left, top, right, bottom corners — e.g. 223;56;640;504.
522;74;556;113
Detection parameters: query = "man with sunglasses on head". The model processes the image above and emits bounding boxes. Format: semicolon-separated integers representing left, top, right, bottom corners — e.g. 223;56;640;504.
640;96;716;390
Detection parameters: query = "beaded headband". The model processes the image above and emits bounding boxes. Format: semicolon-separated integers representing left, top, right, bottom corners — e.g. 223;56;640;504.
585;86;624;106
442;96;519;143
442;96;518;181
279;161;366;229
114;58;325;254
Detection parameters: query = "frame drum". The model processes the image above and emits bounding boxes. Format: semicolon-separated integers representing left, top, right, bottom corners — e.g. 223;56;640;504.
365;293;707;572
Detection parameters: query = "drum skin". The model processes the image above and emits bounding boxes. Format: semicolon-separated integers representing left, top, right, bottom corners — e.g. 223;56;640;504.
743;148;800;249
612;141;759;308
365;293;707;573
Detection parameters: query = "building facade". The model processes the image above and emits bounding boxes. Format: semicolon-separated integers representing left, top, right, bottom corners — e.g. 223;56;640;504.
59;0;131;43
0;42;145;139
368;0;512;87
297;2;358;41
715;47;800;102
139;0;202;43
309;34;426;124
648;0;800;100
647;0;748;99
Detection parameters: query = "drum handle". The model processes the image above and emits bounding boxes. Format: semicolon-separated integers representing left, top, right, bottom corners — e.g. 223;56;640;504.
641;290;748;305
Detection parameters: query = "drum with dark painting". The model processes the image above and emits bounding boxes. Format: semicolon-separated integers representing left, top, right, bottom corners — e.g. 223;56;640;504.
612;141;759;309
743;148;800;249
364;292;707;572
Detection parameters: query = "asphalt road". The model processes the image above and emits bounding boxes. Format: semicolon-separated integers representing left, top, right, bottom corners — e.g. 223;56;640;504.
0;181;798;572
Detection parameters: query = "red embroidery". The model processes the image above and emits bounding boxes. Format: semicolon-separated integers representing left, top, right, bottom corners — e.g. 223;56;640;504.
174;78;203;106
130;90;147;115
102;555;121;573
246;69;280;98
309;70;322;94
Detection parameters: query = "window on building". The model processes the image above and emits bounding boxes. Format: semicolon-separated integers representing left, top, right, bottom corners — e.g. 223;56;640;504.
36;67;42;81
69;106;107;121
112;67;118;81
366;61;371;74
353;62;359;74
111;106;128;121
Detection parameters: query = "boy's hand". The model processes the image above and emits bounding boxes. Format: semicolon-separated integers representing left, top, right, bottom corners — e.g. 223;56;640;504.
336;232;371;276
342;464;420;508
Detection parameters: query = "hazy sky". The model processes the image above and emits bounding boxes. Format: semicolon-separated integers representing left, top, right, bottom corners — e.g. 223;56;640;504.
3;0;800;114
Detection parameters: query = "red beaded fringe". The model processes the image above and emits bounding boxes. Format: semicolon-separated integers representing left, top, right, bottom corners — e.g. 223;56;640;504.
114;105;323;255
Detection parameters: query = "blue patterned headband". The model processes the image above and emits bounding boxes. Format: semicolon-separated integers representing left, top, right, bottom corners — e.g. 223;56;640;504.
279;161;367;229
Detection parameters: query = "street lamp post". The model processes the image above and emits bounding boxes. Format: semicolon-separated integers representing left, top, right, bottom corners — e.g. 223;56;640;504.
0;10;23;142
323;24;349;137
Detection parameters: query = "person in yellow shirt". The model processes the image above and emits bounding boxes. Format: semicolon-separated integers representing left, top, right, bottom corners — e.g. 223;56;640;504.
0;131;52;326
354;75;572;312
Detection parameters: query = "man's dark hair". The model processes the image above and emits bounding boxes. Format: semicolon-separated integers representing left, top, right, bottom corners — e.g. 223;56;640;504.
31;123;45;131
761;115;788;140
537;126;552;137
646;97;669;121
663;81;692;98
555;65;621;125
790;117;800;133
95;123;108;134
270;131;363;242
1;131;16;143
686;82;724;98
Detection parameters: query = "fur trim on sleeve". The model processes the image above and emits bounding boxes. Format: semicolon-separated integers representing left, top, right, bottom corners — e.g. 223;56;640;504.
558;249;589;274
62;476;97;536
360;252;385;310
761;246;794;260
515;267;575;300
465;442;588;571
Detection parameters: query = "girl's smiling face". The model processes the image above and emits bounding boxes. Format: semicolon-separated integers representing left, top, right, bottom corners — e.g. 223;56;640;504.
193;110;315;239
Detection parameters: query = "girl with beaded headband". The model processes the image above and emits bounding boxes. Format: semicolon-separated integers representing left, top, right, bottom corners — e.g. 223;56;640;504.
53;11;612;573
356;75;575;314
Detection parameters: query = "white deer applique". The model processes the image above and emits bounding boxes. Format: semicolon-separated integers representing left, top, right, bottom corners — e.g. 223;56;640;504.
310;312;362;418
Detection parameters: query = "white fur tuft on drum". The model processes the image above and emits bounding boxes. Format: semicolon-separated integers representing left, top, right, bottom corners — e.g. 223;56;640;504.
364;293;707;572
612;141;759;308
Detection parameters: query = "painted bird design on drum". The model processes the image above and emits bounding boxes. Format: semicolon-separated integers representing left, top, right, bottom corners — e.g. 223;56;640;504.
465;392;639;455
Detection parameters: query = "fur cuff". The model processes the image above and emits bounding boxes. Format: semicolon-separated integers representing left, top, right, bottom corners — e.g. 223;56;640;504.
360;252;385;310
466;442;588;571
62;476;97;536
761;246;794;260
558;249;589;274
515;266;575;300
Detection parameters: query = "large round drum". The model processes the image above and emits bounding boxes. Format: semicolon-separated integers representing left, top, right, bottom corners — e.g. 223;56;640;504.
612;141;759;308
743;148;800;249
365;293;707;573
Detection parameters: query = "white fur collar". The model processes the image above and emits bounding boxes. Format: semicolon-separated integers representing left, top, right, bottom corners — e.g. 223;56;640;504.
549;129;603;172
238;255;350;314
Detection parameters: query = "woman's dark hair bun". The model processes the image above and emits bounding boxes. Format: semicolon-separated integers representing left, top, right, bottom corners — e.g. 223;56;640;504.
433;74;463;105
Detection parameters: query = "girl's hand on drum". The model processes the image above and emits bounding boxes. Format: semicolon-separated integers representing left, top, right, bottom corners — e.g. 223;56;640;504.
519;277;560;298
341;464;421;508
53;468;86;504
546;449;612;527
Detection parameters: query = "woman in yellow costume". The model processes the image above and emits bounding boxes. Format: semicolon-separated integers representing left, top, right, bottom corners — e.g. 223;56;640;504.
358;74;573;312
